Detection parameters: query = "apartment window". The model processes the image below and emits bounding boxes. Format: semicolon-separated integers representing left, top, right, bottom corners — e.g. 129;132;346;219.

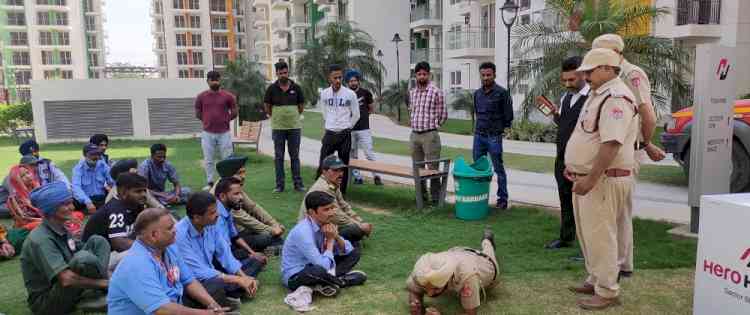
7;12;26;26
156;36;165;49
153;0;163;14
84;0;95;12
59;51;71;64
210;0;226;12
159;71;166;78
5;0;24;5
39;31;53;45
88;52;99;66
61;70;73;79
178;69;190;78
236;20;245;33
12;51;30;65
520;0;530;11
177;52;188;65
41;51;54;64
15;70;31;85
192;51;203;65
174;0;199;9
86;16;96;30
37;12;50;25
158;54;167;66
89;70;101;79
154;18;164;32
39;31;69;45
213;34;228;48
174;15;186;27
55;11;68;25
176;33;187;46
44;70;71;79
10;32;28;45
189;15;200;28
214;52;229;66
87;34;98;49
191;34;202;46
192;69;204;78
37;0;66;5
212;16;227;30
450;71;462;86
17;89;31;102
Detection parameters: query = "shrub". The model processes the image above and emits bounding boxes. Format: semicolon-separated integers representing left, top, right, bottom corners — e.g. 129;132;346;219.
505;120;557;143
0;102;33;134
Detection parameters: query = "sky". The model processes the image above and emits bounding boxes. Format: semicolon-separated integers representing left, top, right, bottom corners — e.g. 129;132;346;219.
104;1;154;66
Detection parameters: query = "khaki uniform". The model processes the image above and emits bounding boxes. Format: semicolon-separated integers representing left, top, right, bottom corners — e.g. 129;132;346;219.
209;184;280;234
565;77;638;299
298;177;362;226
619;60;652;273
406;240;498;310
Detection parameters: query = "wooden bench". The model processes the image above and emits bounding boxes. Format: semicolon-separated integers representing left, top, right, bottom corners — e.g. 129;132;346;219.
12;127;35;144
232;121;262;152
347;158;451;209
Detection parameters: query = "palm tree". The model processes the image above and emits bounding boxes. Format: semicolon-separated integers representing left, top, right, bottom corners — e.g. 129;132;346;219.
295;21;385;103
381;80;409;123
510;0;691;118
221;57;267;122
449;90;475;131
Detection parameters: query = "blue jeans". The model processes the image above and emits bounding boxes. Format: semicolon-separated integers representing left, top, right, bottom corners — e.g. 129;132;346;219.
201;131;234;184
472;133;508;203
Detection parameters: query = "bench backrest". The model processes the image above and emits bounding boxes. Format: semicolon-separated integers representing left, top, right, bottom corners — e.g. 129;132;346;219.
237;121;261;141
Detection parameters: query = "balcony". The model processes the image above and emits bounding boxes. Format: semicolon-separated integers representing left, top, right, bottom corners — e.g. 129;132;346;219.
314;0;336;12
253;0;269;8
452;0;474;16
673;0;721;39
446;28;495;59
292;40;307;52
271;0;291;10
290;16;310;29
411;48;442;67
410;5;441;30
272;19;290;34
273;44;292;57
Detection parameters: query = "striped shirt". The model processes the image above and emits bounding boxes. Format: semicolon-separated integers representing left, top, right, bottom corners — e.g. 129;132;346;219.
408;83;447;132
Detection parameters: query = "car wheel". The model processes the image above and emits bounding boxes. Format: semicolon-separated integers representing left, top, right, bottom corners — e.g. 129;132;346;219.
681;139;750;193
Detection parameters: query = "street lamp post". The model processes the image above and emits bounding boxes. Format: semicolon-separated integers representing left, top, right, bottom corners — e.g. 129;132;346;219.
376;49;384;112
463;62;471;91
500;0;519;91
392;33;403;122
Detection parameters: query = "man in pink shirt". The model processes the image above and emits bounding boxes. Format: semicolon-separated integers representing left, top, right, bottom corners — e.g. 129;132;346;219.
195;71;238;187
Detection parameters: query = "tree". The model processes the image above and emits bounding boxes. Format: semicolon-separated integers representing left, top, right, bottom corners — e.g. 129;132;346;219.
510;0;691;118
381;80;409;122
449;90;475;131
222;57;267;122
295;21;385;103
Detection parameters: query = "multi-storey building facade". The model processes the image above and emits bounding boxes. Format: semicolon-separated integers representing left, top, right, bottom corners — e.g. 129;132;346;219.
151;0;254;79
0;0;105;103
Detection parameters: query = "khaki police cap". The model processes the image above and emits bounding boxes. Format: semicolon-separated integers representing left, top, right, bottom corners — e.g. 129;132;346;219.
592;34;625;53
577;48;621;72
413;253;457;288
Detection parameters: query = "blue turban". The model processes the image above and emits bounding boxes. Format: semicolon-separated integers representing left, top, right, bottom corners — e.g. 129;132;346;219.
19;140;39;156
344;69;361;83
30;181;73;216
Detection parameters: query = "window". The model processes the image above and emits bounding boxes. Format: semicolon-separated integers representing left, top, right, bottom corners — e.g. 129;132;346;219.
178;69;190;78
39;31;69;45
214;52;229;66
17;89;31;102
190;15;200;28
87;34;98;49
520;0;530;11
236;19;245;33
61;70;73;79
15;70;31;85
237;37;245;50
86;16;96;30
42;51;71;64
156;36;165;49
158;54;167;66
41;51;55;65
192;69;204;78
10;32;28;45
59;51;71;64
191;51;203;64
39;31;53;45
84;0;95;12
176;33;187;46
12;51;30;65
213;34;228;48
210;0;226;12
177;52;188;65
191;34;201;46
450;71;462;86
7;12;26;26
174;0;199;9
37;12;50;25
5;0;24;5
37;0;66;5
55;12;68;25
174;15;186;27
89;70;101;78
43;70;58;79
212;16;227;30
88;52;99;66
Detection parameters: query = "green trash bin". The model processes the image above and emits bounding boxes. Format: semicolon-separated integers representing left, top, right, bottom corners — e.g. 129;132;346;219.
453;156;494;221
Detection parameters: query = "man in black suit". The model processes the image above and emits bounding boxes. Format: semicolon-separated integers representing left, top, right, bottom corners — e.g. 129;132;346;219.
545;56;590;250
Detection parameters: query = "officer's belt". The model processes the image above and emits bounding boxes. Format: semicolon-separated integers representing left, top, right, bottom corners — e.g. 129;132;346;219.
462;248;498;281
570;168;632;178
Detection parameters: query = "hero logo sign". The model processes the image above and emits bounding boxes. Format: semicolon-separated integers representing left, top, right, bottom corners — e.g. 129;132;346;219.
742;248;750;267
701;248;750;288
716;58;731;80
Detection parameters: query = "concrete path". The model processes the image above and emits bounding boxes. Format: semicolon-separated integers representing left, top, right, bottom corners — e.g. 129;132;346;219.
256;120;690;224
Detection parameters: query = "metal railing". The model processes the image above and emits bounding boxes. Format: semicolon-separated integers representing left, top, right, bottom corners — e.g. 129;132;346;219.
676;0;721;25
292;41;306;50
410;48;442;64
447;28;495;50
410;5;441;22
291;16;308;25
272;19;289;30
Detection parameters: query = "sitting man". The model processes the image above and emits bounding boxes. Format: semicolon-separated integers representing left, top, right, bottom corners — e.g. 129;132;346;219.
108;208;227;315
72;143;114;214
19;140;70;186
214;156;285;254
298;155;373;245
82;173;148;271
89;134;111;166
214;177;275;263
138;143;191;206
106;159;164;209
21;182;110;314
0;223;15;259
406;229;498;315
282;191;366;296
176;192;260;309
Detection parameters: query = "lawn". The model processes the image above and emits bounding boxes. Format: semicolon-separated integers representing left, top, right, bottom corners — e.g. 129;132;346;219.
0;138;697;314
304;112;687;187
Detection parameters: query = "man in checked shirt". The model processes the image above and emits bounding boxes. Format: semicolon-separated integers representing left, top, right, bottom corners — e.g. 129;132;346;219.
408;62;448;205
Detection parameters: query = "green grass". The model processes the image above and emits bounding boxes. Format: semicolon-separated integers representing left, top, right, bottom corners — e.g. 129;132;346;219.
440;118;474;135
304;112;687;187
0;138;697;314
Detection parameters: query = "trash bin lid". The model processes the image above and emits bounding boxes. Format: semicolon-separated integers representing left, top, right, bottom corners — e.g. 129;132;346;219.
453;156;494;177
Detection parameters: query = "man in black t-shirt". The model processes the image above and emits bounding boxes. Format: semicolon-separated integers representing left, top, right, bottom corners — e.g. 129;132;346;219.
345;69;382;185
82;173;148;271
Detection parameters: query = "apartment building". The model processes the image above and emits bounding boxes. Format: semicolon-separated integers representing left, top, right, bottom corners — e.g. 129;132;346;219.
250;0;310;80
0;0;106;103
150;0;254;79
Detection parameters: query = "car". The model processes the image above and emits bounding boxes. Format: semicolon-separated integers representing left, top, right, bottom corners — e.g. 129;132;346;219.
660;99;750;192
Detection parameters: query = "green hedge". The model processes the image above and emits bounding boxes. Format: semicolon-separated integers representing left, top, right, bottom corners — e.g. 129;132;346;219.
505;120;557;143
0;102;33;134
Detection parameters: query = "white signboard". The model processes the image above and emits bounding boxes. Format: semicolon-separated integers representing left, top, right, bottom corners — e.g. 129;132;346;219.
688;45;737;232
694;193;750;315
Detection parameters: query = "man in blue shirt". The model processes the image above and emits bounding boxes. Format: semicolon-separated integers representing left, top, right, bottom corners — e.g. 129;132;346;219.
281;191;366;295
175;192;259;308
138;143;191;206
214;177;268;268
108;207;226;315
472;62;514;210
72;143;114;214
18;140;70;187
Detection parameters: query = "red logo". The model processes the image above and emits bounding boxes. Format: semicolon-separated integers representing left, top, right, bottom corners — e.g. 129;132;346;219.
716;58;730;80
741;248;750;267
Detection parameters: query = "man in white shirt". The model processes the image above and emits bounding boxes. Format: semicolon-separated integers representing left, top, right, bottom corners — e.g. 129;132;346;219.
317;64;360;194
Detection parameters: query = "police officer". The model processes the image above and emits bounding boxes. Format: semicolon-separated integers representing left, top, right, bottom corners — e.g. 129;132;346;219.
299;155;373;246
406;229;498;315
472;62;514;210
564;48;639;310
592;33;665;278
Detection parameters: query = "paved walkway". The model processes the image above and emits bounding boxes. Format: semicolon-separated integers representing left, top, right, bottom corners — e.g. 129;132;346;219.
256;120;690;224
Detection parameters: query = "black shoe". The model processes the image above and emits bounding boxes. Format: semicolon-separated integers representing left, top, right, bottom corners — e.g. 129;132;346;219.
618;270;633;282
483;228;496;250
338;270;367;287
545;239;571;250
353;178;364;185
273;187;284;193
496;200;510;210
294;185;305;192
373;176;383;186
